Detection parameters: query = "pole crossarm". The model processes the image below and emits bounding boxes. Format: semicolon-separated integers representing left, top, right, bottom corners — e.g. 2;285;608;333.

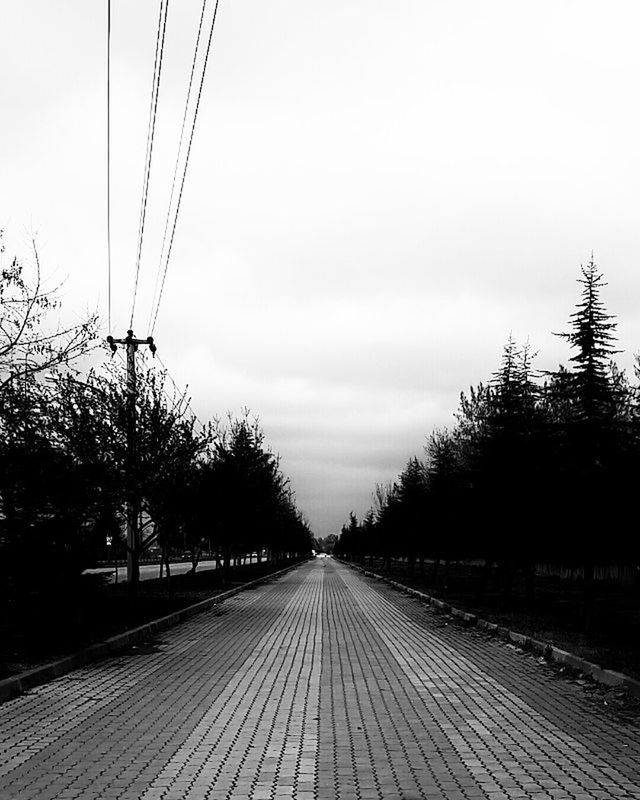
107;330;157;353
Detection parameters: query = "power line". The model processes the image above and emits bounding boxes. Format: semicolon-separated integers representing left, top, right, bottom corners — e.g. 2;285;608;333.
107;0;112;333
130;0;169;329
148;0;209;336
130;0;170;331
149;0;222;337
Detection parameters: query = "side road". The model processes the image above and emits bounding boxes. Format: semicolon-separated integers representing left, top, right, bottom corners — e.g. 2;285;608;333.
339;558;640;697
2;558;640;800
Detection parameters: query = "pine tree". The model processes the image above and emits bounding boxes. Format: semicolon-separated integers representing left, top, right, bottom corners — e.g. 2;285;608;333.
475;338;542;596
552;259;625;621
491;335;538;421
395;457;428;570
424;429;470;569
555;258;619;420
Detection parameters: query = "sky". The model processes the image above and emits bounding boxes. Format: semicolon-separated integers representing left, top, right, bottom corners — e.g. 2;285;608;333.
2;1;640;536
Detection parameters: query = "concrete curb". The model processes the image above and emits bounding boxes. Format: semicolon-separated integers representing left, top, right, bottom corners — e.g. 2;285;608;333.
0;560;307;704
342;560;640;698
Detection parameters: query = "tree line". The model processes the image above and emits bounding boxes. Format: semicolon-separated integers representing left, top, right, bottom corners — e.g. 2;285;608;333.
335;259;640;601
0;235;313;593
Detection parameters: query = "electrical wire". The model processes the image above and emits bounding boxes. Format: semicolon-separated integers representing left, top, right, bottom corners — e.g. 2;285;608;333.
149;0;222;337
107;0;112;334
130;0;170;331
148;0;209;335
130;0;169;329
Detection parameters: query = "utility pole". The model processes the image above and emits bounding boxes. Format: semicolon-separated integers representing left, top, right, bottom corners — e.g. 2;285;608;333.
107;330;157;585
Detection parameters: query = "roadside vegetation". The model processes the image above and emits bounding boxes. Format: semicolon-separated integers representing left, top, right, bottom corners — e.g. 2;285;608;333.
0;234;313;677
336;258;640;678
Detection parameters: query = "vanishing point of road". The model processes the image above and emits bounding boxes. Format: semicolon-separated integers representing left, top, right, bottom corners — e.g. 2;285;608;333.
1;559;639;800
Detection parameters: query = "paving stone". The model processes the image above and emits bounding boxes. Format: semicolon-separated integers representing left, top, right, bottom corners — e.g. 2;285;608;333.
1;560;640;799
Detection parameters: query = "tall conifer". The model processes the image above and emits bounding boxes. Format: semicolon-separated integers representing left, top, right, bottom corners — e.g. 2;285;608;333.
555;258;619;420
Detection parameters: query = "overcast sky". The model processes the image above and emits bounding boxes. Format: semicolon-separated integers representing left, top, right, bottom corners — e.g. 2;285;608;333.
2;1;640;536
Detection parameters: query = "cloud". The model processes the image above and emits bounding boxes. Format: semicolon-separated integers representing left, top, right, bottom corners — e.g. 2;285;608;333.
3;0;640;536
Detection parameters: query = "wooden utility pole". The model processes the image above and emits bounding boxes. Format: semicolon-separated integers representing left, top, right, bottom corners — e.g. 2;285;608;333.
107;330;157;584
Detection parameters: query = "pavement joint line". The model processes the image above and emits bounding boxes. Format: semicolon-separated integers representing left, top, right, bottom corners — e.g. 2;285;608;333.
338;558;640;698
0;559;311;704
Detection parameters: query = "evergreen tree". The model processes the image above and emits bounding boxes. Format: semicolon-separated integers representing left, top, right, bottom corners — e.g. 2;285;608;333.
395;457;428;571
551;260;631;618
425;429;468;563
336;512;363;561
488;338;542;567
554;258;620;420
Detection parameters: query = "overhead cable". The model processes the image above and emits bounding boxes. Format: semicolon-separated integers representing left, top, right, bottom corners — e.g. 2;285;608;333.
148;0;209;336
130;0;170;330
107;0;112;333
149;0;222;337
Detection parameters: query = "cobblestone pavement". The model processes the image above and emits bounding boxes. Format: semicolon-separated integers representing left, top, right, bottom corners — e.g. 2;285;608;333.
1;559;640;800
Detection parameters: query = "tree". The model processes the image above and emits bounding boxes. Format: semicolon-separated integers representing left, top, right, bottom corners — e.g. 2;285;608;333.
197;413;312;578
335;512;364;561
552;260;626;609
316;533;338;554
423;429;468;587
210;414;279;570
0;235;313;596
394;457;428;573
336;258;640;626
0;235;98;588
554;258;619;421
0;234;97;391
372;484;400;568
0;377;94;587
48;359;213;587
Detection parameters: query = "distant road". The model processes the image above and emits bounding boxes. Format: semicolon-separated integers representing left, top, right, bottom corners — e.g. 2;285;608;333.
83;559;222;584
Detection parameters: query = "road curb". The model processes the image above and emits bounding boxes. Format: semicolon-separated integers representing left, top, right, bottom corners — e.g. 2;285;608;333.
0;560;307;704
342;560;640;698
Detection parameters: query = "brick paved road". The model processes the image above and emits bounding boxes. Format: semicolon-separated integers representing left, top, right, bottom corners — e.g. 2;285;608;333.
1;559;640;800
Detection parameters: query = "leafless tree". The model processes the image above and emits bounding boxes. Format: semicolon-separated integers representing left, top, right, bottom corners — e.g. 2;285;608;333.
0;233;98;391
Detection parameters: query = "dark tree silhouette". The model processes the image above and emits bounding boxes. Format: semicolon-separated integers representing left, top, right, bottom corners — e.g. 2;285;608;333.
551;259;628;616
337;258;640;630
198;413;312;579
555;259;620;420
394;457;428;575
48;360;212;587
